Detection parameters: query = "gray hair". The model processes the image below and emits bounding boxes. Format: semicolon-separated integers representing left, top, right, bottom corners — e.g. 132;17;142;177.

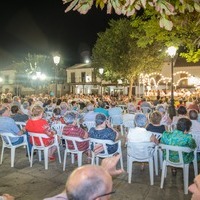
87;103;94;111
22;101;29;109
64;112;76;124
134;113;147;127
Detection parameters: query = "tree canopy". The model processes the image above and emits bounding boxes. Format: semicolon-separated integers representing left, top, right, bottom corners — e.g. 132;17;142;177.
92;18;165;98
130;10;200;62
63;0;200;30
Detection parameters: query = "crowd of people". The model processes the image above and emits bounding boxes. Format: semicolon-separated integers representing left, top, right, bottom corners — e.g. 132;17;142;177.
0;91;200;199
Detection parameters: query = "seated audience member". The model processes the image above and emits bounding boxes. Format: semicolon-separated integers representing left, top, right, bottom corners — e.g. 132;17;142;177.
187;97;199;112
83;103;97;122
62;112;89;152
44;154;124;200
89;113;119;154
0;106;25;145
60;102;69;116
172;106;188;126
70;101;79;112
20;101;30;116
10;105;29;122
94;101;109;117
49;107;65;125
161;118;196;175
25;105;57;161
0;194;14;200
127;113;158;143
188;109;200;133
140;98;152;109
189;174;200;200
108;101;123;125
156;105;171;126
146;111;166;134
127;99;136;114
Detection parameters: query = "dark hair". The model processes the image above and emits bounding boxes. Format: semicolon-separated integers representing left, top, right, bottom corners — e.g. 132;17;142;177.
11;105;19;114
177;106;187;115
177;118;192;132
3;98;9;103
95;113;107;126
53;107;61;116
189;109;198;120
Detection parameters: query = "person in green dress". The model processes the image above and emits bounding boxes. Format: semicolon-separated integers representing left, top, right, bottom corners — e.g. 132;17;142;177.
161;117;196;174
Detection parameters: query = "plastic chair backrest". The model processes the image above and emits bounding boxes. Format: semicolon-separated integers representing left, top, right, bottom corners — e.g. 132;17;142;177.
151;132;162;140
127;142;155;160
82;121;96;131
110;114;123;125
159;144;193;166
191;133;200;152
0;132;21;146
28;132;50;147
141;107;152;114
90;138;120;155
15;121;26;130
51;123;66;137
123;114;135;128
62;135;89;152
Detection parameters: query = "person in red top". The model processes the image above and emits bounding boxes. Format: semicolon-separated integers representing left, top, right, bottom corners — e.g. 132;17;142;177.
62;112;89;152
49;107;65;125
25;105;57;161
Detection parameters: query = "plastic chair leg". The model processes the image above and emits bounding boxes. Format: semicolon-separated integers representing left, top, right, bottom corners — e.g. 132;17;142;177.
0;146;4;164
128;158;133;184
149;159;154;185
11;148;16;167
160;161;166;189
183;165;189;195
63;150;67;171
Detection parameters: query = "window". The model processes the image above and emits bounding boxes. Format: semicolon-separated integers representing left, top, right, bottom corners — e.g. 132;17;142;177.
81;72;86;83
71;72;75;83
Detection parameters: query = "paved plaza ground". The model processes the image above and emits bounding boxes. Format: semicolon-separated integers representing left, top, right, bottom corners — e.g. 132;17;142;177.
0;139;195;200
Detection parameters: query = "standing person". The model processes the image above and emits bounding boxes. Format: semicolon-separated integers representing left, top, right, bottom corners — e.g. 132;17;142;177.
25;105;57;161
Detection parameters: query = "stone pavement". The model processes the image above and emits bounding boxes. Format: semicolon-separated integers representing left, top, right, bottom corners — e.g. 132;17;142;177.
0;140;194;200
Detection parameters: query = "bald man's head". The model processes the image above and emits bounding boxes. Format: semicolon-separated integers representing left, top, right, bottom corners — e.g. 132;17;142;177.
66;165;112;200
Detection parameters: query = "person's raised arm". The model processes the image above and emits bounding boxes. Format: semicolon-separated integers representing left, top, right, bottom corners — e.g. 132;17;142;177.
101;154;125;176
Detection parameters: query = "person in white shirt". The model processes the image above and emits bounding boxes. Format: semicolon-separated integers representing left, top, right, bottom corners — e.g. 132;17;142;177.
127;113;157;143
189;109;200;133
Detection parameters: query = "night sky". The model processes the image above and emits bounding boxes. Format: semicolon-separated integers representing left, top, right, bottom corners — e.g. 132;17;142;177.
0;0;122;67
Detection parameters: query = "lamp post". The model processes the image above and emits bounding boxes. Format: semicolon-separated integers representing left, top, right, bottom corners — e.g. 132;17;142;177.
99;68;104;97
166;46;177;119
53;55;60;97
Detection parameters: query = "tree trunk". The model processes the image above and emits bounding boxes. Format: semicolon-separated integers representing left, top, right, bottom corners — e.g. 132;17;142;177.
128;78;134;99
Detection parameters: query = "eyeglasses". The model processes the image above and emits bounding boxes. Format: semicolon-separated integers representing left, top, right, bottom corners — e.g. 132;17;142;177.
93;190;116;200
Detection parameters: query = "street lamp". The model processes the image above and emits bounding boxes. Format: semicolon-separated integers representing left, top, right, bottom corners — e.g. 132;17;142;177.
166;46;177;119
99;68;104;97
53;55;60;97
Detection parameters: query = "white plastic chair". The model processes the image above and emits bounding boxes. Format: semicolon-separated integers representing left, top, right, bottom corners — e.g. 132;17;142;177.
51;123;66;137
191;133;200;173
0;133;30;167
123;114;135;132
62;135;90;170
151;132;163;173
109;115;124;136
141;107;152;116
28;132;61;170
127;142;156;185
82;121;96;131
159;144;197;194
90;138;123;170
15;121;26;130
